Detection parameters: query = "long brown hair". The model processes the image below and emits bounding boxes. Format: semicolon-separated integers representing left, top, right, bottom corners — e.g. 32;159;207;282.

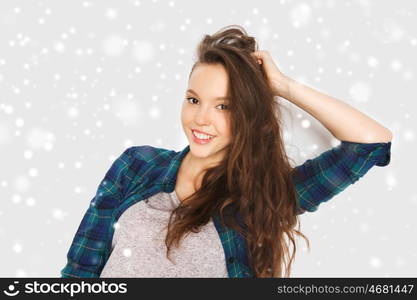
165;24;310;278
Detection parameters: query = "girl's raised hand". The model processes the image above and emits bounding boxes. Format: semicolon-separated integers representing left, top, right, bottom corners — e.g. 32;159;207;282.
250;50;291;98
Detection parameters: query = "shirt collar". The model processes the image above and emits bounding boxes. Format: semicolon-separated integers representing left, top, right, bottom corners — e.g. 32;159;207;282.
159;144;190;192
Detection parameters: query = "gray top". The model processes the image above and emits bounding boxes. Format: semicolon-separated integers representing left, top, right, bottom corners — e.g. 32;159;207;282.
99;190;229;278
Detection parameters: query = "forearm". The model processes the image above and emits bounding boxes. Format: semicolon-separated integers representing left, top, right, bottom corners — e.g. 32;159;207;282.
276;76;393;143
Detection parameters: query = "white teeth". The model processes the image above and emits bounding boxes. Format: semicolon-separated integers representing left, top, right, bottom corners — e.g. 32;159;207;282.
193;130;214;140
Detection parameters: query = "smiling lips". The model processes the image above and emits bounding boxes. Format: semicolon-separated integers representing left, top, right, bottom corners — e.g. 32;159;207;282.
192;128;216;136
191;129;215;144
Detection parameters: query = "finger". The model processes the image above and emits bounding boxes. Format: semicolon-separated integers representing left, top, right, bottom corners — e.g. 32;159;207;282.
250;53;262;64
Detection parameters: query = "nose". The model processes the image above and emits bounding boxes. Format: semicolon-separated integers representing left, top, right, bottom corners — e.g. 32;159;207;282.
194;105;211;126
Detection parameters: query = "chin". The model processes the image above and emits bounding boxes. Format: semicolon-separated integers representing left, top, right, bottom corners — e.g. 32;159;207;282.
189;142;216;153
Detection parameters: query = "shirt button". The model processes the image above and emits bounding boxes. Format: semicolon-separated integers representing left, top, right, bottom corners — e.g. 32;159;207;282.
228;257;235;264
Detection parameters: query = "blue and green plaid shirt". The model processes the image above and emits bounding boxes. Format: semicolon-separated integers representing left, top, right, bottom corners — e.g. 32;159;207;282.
61;140;391;278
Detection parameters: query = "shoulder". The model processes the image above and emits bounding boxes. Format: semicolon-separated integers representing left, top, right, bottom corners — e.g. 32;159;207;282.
107;145;176;181
127;145;178;165
107;145;178;200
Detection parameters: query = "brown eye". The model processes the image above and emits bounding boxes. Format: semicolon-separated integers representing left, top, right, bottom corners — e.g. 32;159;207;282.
186;97;198;104
217;104;228;110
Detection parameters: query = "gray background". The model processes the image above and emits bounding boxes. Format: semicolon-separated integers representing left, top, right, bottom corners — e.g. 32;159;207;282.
0;0;415;277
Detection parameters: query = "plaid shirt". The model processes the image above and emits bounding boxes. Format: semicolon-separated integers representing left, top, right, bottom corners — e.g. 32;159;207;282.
61;140;391;278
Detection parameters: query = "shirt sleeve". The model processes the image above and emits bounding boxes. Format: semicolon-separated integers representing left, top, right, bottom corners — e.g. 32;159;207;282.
292;140;392;215
60;147;134;278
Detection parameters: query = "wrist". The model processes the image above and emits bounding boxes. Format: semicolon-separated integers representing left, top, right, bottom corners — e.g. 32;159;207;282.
272;74;294;100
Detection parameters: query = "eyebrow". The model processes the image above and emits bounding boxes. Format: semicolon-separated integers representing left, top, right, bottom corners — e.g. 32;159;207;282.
186;89;230;101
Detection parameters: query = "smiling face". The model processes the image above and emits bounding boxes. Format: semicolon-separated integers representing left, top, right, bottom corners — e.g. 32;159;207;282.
181;63;232;166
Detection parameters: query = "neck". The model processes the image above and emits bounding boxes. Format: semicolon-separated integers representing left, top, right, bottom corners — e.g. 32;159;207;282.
181;151;222;189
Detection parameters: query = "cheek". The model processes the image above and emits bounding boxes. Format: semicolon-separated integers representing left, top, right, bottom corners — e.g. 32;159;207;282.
181;105;193;117
180;107;192;123
218;120;231;138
